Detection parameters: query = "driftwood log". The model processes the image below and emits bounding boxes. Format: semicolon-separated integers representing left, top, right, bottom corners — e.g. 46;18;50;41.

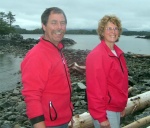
69;62;85;74
69;112;94;128
122;116;150;128
125;91;150;115
69;91;150;128
69;63;150;127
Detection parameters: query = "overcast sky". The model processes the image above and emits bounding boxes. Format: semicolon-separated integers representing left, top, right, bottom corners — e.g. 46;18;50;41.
0;0;150;31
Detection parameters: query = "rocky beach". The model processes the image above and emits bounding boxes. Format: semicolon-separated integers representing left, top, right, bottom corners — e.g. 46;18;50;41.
0;34;150;128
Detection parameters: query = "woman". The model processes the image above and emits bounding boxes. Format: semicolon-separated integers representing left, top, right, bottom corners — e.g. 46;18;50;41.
86;15;128;128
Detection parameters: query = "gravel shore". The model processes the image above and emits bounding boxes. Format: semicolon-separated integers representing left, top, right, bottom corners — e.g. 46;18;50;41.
0;35;150;128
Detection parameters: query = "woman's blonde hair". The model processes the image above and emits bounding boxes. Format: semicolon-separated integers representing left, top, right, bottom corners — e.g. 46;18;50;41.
97;15;122;41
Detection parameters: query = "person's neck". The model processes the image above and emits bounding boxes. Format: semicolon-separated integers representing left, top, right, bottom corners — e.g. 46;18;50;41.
43;36;59;47
105;41;114;50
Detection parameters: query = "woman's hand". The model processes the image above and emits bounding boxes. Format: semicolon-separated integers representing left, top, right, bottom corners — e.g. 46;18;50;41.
70;118;74;128
121;109;126;117
100;120;111;128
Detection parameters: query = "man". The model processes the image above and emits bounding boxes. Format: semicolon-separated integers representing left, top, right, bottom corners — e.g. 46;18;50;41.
21;7;73;128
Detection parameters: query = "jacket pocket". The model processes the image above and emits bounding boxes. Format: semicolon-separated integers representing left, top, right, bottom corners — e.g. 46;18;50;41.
49;101;57;121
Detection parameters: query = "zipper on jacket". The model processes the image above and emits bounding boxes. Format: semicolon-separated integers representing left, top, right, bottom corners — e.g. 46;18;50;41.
117;54;124;73
59;50;73;114
118;58;124;73
108;91;111;104
49;101;57;121
111;54;124;73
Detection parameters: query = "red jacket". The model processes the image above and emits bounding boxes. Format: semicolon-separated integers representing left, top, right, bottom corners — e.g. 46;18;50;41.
86;40;128;123
21;37;73;126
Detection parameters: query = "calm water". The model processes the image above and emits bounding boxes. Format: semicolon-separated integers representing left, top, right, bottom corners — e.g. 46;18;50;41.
0;54;22;92
22;34;150;55
0;34;150;92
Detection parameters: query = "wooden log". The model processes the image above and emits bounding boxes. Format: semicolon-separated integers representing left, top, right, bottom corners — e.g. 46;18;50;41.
69;62;86;70
69;91;150;128
69;62;85;74
122;116;150;128
125;91;150;115
69;112;93;128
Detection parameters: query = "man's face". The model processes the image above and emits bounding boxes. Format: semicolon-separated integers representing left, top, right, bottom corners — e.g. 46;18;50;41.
42;12;66;46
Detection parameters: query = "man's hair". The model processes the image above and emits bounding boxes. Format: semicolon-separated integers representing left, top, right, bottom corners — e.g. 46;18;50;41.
41;7;67;25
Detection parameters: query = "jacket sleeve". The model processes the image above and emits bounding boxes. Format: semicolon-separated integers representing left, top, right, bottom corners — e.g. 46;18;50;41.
21;52;50;124
86;53;109;123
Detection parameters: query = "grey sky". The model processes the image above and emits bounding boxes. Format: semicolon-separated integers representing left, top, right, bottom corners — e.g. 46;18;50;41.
0;0;150;31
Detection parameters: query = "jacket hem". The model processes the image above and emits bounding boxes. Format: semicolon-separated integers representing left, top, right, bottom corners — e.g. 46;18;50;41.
30;115;45;125
107;106;125;112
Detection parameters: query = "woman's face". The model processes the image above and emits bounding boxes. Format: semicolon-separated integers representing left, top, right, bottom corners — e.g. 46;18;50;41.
103;22;119;44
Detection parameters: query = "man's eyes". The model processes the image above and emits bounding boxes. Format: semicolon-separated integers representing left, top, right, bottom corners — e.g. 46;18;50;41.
60;21;66;25
51;21;66;25
51;21;57;24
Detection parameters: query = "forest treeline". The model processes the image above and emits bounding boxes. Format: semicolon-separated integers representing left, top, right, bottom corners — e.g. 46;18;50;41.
15;28;150;36
0;11;150;36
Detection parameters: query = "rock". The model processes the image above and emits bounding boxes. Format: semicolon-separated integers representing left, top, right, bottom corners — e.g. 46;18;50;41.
0;36;150;127
136;35;150;39
1;123;12;128
15;101;26;112
77;82;86;90
13;89;20;95
13;124;21;128
62;37;76;46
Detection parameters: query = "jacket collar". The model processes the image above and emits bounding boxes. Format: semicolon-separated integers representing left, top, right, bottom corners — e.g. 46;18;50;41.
101;40;124;57
40;36;64;50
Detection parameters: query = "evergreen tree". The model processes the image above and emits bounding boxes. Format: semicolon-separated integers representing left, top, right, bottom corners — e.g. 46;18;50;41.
0;11;15;35
6;11;16;27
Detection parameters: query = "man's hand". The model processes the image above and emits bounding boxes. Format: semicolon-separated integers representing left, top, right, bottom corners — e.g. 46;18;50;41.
33;121;46;128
